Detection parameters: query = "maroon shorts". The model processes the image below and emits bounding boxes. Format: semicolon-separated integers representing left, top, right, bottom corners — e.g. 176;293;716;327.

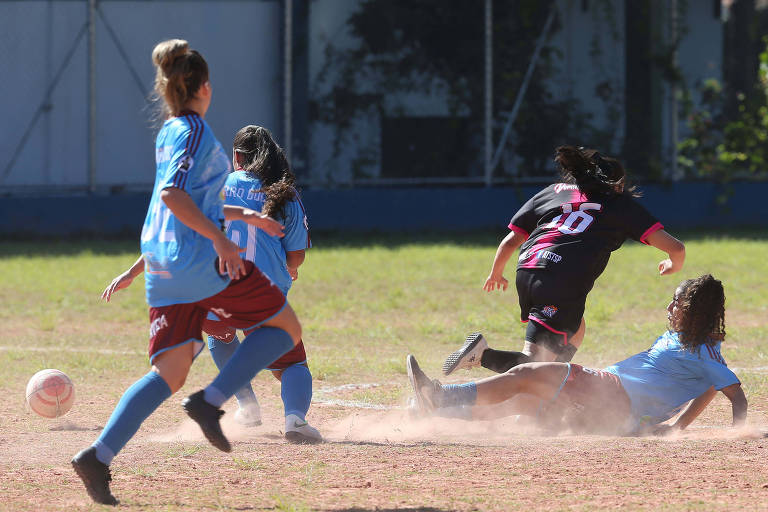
202;313;307;371
551;364;632;433
148;261;286;362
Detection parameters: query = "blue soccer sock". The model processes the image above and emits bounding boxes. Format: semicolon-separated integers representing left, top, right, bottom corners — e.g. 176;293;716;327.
92;371;172;465
280;363;313;419
207;334;258;407
439;383;478;408
203;327;294;408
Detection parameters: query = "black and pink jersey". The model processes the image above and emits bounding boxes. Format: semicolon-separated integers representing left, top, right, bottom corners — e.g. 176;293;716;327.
509;183;662;290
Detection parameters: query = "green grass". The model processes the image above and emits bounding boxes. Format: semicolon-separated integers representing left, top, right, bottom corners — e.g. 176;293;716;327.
1;230;767;406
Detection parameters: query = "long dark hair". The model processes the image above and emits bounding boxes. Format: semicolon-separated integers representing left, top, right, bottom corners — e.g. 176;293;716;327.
232;125;297;219
674;274;726;349
554;145;639;197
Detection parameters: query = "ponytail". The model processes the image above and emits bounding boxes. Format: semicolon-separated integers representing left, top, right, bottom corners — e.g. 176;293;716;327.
233;125;297;219
151;39;209;117
554;145;638;197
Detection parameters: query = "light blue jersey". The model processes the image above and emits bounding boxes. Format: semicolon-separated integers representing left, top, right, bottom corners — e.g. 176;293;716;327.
223;170;310;294
605;331;740;427
141;112;232;307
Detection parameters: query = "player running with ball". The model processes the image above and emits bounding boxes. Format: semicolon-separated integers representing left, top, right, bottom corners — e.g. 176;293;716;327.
442;145;686;376
72;40;302;505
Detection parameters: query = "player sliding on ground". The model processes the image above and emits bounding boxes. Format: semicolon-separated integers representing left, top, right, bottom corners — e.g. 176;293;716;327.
72;40;302;506
442;145;686;377
203;125;321;444
410;274;747;435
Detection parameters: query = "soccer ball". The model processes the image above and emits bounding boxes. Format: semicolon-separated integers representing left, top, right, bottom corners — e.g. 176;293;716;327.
25;369;75;418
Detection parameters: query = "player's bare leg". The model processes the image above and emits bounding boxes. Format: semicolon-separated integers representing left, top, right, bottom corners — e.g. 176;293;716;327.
411;355;570;419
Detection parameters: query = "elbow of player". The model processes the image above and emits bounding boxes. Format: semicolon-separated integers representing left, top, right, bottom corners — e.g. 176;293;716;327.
671;241;686;260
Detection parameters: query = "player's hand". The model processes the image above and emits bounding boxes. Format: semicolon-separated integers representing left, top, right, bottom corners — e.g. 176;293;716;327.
287;266;298;281
658;258;679;275
213;234;246;279
101;272;135;302
483;274;508;292
240;209;285;238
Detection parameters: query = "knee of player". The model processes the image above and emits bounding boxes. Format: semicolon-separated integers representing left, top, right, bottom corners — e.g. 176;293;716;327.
154;369;188;394
503;364;534;378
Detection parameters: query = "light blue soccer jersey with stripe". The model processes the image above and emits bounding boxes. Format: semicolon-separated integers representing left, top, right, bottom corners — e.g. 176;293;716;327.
140;112;232;307
223;171;310;294
604;331;740;427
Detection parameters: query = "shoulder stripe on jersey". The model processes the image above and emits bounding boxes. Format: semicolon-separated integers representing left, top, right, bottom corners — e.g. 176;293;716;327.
187;114;204;158
294;189;306;215
292;188;311;248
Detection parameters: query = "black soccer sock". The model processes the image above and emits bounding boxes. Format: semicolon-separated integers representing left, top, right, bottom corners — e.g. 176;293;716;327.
480;349;530;373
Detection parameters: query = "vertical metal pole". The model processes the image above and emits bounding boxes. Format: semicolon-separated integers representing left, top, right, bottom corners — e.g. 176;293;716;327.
284;0;293;161
669;0;679;179
45;0;53;185
483;0;493;187
87;0;97;193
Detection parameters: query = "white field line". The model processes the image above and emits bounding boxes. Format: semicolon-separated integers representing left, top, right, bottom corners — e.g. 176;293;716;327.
5;346;768;375
314;382;401;410
0;345;142;356
4;345;768;412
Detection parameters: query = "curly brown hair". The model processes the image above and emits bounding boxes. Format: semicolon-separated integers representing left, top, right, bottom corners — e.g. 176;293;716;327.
232;125;297;219
673;274;726;350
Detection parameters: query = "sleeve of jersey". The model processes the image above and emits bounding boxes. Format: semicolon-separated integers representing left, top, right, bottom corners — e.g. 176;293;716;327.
699;344;741;389
507;195;537;239
281;200;311;252
702;361;741;390
160;126;203;193
625;198;663;244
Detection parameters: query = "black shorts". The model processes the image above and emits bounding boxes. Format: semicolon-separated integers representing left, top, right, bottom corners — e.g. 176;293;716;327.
515;269;588;355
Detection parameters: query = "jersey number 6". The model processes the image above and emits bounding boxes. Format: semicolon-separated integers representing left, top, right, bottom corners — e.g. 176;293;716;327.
544;202;602;235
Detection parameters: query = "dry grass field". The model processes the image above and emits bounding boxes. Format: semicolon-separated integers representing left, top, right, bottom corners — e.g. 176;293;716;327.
1;232;767;511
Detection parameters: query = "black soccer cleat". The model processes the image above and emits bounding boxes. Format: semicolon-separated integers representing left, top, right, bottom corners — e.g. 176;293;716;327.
71;446;119;506
182;390;231;453
442;332;488;376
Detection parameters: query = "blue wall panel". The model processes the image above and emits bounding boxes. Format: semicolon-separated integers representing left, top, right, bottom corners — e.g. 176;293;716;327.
0;182;765;238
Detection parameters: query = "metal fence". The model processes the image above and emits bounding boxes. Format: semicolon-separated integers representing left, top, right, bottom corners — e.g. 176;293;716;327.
0;1;741;193
0;0;283;194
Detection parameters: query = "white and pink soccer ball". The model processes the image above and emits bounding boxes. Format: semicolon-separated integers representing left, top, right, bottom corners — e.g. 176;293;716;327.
26;369;75;418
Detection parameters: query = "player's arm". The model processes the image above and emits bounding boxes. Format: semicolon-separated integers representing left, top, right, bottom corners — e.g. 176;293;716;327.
720;383;748;427
484;229;527;292
223;205;285;238
161;187;245;279
669;386;717;431
101;255;145;302
644;229;685;276
286;250;306;281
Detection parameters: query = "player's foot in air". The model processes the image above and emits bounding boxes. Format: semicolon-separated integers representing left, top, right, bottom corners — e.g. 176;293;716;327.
182;390;231;452
71;446;119;506
442;332;488;376
284;414;323;444
234;399;262;427
407;354;443;414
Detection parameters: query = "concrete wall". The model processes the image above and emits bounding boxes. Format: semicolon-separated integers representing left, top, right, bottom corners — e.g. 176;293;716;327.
1;183;764;237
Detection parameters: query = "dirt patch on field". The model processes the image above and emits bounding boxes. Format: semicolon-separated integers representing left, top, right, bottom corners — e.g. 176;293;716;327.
3;389;768;512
